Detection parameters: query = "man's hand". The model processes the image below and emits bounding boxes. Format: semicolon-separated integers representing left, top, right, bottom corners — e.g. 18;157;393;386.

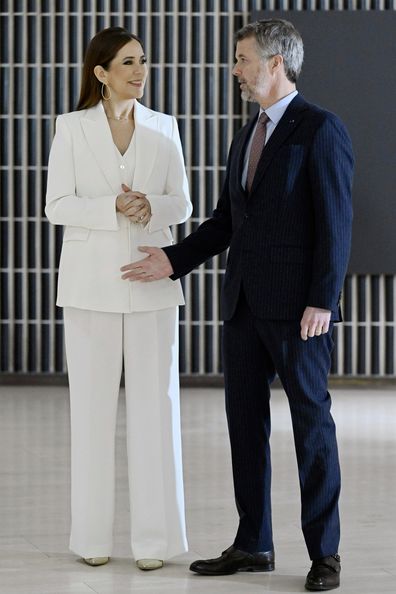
120;247;174;282
300;306;331;341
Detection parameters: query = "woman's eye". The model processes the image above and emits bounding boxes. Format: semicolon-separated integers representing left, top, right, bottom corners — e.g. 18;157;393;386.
123;58;147;65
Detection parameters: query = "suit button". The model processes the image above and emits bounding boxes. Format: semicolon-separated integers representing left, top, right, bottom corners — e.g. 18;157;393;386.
244;214;248;219
120;164;125;169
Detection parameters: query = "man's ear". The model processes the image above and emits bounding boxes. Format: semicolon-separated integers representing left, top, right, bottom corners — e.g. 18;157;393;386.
271;54;284;73
93;64;107;84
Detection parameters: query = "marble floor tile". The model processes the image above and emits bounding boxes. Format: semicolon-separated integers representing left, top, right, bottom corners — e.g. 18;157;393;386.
0;385;395;593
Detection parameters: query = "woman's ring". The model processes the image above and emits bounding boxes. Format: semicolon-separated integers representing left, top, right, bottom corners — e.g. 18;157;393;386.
139;215;144;221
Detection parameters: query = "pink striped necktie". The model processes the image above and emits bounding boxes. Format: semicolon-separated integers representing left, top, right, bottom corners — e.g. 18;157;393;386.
246;112;269;193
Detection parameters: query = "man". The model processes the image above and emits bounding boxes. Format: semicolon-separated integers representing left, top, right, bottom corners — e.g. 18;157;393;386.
121;19;353;591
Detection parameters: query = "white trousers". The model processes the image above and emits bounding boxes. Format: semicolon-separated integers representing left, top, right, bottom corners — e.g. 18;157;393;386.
63;307;188;560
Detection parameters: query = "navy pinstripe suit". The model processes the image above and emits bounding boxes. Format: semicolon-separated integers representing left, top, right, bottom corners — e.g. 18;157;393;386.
164;94;353;559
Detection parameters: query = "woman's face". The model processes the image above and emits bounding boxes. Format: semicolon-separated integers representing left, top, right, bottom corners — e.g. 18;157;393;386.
103;39;148;100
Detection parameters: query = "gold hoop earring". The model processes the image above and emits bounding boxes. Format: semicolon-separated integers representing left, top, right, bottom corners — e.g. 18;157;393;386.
101;83;111;101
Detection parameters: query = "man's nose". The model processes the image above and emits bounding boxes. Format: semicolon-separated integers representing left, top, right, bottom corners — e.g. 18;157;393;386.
232;64;239;76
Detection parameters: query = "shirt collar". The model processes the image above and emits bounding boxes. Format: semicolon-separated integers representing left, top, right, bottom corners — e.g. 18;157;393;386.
260;90;298;125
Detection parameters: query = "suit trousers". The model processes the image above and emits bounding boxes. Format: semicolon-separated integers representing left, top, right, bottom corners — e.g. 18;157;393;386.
223;291;340;559
63;306;188;560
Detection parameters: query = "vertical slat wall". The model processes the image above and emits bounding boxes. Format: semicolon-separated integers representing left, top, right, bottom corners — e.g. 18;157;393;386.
0;0;395;378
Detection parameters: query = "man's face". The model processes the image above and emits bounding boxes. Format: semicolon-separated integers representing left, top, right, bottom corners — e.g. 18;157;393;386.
232;37;273;103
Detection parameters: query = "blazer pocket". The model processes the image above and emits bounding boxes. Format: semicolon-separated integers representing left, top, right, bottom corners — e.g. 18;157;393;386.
270;245;312;264
63;226;90;241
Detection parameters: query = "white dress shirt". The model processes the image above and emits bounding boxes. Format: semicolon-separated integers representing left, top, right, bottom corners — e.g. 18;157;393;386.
242;90;298;189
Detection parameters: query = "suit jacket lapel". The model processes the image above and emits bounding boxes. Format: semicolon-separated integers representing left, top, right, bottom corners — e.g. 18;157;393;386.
250;95;308;193
80;102;121;194
132;101;160;191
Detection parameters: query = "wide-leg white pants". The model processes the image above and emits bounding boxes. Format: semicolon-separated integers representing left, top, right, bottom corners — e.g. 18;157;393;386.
63;306;188;560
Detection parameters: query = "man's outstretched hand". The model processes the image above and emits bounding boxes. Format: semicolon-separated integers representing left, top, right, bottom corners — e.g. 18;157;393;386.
121;247;174;282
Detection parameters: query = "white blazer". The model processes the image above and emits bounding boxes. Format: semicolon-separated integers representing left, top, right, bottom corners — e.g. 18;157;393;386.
45;101;192;313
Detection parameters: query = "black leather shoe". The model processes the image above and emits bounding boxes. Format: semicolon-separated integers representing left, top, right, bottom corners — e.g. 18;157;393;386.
189;545;275;576
305;554;341;591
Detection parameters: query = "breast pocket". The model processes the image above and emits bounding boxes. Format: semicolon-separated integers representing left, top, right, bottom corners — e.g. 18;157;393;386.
63;226;90;241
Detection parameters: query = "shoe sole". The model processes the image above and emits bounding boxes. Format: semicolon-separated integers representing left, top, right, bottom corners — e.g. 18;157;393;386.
190;564;275;576
305;583;340;591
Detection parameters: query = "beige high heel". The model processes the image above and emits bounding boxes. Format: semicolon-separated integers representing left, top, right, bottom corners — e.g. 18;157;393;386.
83;557;109;566
136;559;163;570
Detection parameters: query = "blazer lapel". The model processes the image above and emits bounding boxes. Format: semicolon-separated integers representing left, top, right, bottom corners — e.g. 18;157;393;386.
80;102;121;194
132;101;160;191
250;95;308;193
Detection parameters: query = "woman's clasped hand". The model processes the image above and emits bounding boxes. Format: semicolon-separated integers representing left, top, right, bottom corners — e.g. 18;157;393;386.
116;183;151;225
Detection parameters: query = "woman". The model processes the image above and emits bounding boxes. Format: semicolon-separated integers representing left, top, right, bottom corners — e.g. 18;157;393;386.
45;27;192;570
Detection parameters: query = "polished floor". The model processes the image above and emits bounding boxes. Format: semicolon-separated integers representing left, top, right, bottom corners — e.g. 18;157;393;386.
0;384;395;594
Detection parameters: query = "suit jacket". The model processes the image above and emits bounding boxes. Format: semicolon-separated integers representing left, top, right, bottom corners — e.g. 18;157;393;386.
164;94;353;321
45;101;192;313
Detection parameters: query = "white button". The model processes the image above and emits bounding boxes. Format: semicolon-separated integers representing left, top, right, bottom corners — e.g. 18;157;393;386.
120;164;125;169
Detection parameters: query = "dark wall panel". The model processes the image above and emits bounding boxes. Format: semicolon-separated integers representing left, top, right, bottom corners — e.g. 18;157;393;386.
254;9;396;274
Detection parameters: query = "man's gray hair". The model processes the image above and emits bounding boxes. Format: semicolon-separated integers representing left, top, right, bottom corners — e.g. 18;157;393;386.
235;19;304;83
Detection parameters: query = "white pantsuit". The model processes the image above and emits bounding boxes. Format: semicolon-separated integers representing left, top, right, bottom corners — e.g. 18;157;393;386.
64;306;187;559
45;99;192;559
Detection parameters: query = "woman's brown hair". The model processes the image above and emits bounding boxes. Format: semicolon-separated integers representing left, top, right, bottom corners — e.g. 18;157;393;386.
76;27;144;110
